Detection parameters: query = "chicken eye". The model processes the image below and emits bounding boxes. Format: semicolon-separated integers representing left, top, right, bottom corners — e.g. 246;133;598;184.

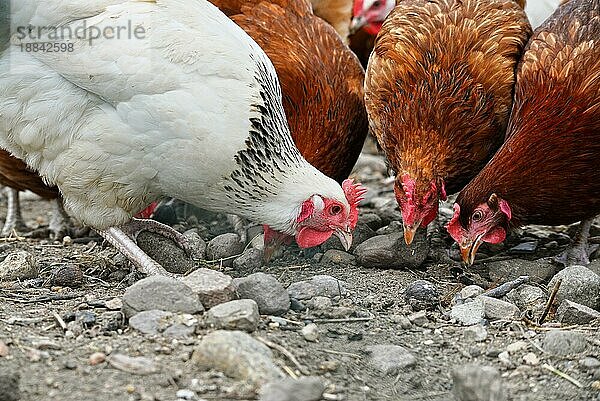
373;0;382;6
329;205;342;215
472;210;483;222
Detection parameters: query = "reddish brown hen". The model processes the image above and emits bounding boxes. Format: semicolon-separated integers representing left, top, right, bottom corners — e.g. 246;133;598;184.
364;0;531;245
211;0;368;183
0;149;69;237
448;0;600;266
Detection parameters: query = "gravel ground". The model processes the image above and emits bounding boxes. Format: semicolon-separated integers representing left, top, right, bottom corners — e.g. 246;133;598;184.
1;145;600;401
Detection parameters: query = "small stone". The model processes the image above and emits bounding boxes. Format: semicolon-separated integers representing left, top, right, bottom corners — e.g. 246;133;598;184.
176;389;196;400
75;310;96;328
301;323;319;342
99;311;126;332
122;276;203;318
548;266;600;310
365;345;417;376
259;376;325;401
354;232;428;269
0;251;38;281
509;241;538;254
523;353;539;366
105;298;123;310
580;357;600;370
321;250;356;265
62;236;73;245
183;230;207;260
206;299;260;332
0;372;20;401
497;351;512;367
306;296;333;310
192;330;284;386
136;231;194;274
107;354;159;375
358;213;384;230
206;233;244;267
488;259;556;284
504;285;545;313
407;310;428;326
233;248;264;270
319;360;339;372
451;298;485;326
233;273;290;315
506;341;528;354
477;296;520;321
129;310;174;335
49;264;84;287
89;352;106;365
376;221;403;235
287;275;347;300
64;360;77;370
290;298;307;312
463;325;488;342
0;340;8;357
183;268;236;309
404;280;439;311
453;285;485;305
452;364;505;401
390;314;412;329
543;330;588;355
557;300;600;325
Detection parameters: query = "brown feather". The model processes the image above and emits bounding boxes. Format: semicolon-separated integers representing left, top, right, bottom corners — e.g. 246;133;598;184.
212;0;368;182
309;0;353;42
365;0;531;198
456;0;600;226
0;149;59;199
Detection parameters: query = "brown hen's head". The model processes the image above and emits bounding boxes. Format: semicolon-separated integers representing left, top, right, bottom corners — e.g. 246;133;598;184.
447;193;512;265
395;173;447;245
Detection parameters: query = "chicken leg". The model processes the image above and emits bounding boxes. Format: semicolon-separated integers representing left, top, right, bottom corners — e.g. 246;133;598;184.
1;188;27;236
555;218;596;266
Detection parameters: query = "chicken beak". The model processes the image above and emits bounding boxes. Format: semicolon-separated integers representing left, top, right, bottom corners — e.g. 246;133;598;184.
460;235;484;266
350;16;367;35
402;222;420;245
334;229;353;251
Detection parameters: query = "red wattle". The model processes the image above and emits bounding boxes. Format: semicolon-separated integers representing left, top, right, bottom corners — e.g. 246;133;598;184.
295;227;334;248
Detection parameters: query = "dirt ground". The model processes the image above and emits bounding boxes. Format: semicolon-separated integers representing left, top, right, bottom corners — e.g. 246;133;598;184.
1;152;600;401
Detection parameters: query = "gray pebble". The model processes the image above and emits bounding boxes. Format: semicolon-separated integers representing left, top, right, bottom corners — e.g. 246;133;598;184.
404;280;439;311
477;296;520;321
183;268;236;309
306;296;333;310
408;310;428;326
376;221;403;235
191;330;283;386
259;376;325;401
580;357;600;371
358;213;384;230
183;230;207;260
301;323;319;342
321;250;356;265
206;233;244;267
453;285;485;305
0;372;20;401
451;298;486;326
0;251;38;281
556;300;600;325
206;299;260;332
129;310;196;337
548;265;600;310
233;248;264;270
488;259;556;284
234;273;290;315
452;364;505;401
463;325;488;342
542;330;588;355
354;232;428;269
287;275;347;300
504;285;545;313
365;344;417;375
122;276;203;318
509;241;538;254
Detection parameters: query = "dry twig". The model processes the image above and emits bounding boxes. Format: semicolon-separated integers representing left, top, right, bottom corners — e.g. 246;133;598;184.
255;336;310;376
539;279;562;324
541;363;584;388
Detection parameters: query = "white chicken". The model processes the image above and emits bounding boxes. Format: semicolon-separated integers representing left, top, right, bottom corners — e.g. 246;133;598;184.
0;0;364;275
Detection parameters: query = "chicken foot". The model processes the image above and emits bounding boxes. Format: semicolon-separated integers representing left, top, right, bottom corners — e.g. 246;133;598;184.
96;226;172;276
427;214;457;265
124;218;195;256
555;218;597;266
1;188;28;237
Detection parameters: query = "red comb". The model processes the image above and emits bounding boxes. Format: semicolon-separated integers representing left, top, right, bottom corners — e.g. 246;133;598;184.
342;178;367;228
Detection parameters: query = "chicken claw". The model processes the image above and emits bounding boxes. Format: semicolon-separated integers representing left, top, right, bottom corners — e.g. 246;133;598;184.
555;218;596;267
1;188;28;237
124;218;196;259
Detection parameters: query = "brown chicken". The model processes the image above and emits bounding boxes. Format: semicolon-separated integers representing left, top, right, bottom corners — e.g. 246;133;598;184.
211;0;368;183
0;149;69;237
364;0;531;245
447;0;600;266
